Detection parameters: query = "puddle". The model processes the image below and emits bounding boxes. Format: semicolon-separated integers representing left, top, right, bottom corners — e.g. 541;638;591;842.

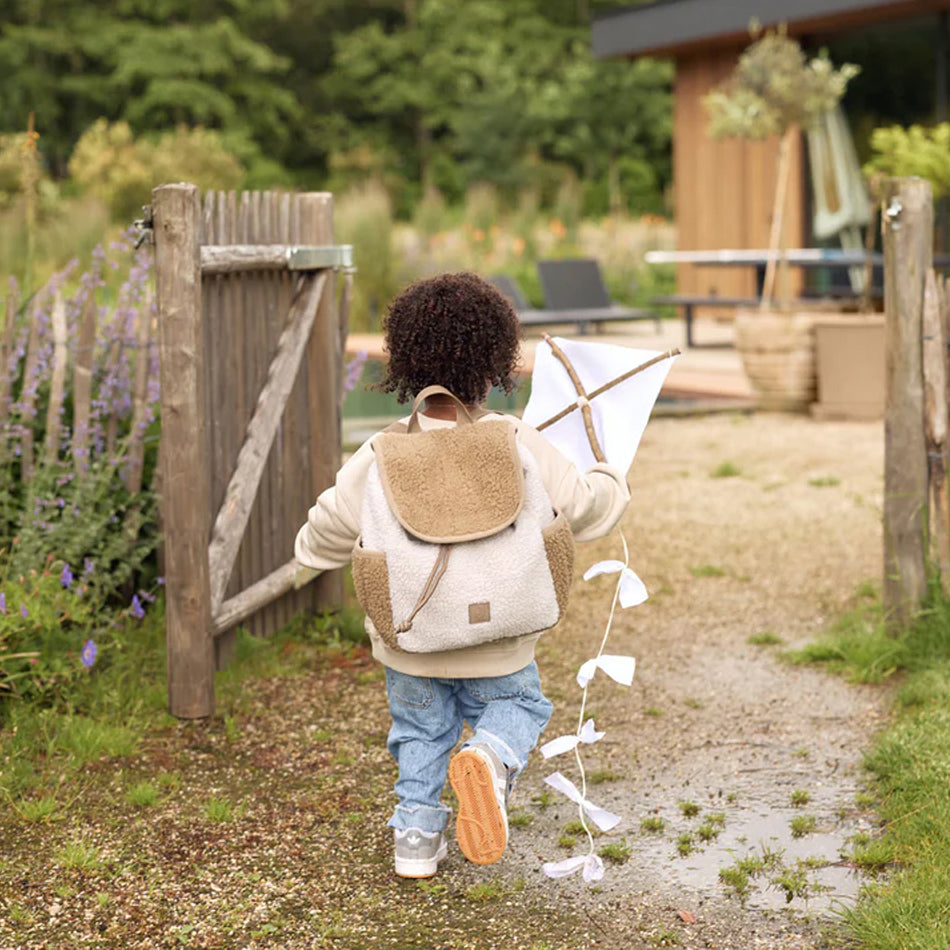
570;787;878;913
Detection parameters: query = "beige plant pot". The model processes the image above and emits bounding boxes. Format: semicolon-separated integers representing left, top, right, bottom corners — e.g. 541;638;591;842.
811;315;885;420
734;308;818;412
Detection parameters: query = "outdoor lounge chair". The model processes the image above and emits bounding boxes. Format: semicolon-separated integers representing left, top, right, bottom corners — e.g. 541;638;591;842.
488;274;532;311
533;259;660;334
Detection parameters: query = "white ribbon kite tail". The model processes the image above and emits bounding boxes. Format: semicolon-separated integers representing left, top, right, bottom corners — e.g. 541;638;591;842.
544;772;621;832
540;718;606;759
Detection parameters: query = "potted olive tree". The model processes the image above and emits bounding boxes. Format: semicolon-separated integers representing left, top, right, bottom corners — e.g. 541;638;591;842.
704;28;859;410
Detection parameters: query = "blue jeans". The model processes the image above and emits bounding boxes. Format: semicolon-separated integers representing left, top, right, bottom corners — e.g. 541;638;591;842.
385;662;553;833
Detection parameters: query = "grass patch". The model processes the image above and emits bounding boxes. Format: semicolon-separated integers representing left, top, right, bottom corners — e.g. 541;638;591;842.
748;631;783;646
790;814;818;838
770;861;826;903
587;768;621;784
644;706;664;717
790;789;811;807
690;564;727;578
597;839;631;864
530;789;555;809
794;588;950;947
710;461;742;478
18;796;59;822
808;476;841;488
718;865;751;899
1;607;366;802
55;838;104;872
677;800;700;818
508;807;533;828
202;797;234;823
697;820;723;842
640;816;665;833
127;780;160;808
465;879;524;902
675;833;695;857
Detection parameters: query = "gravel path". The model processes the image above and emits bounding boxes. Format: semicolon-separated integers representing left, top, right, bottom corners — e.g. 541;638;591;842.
0;412;891;950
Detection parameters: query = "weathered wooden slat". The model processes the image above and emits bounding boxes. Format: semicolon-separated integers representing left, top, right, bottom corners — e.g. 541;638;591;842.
206;271;329;612
246;189;267;638
924;269;950;589
18;295;43;483
0;280;21;442
275;190;294;631
302;192;345;615
882;177;932;629
43;293;68;463
211;558;297;636
71;288;97;472
124;287;153;494
153;182;215;719
199;244;352;274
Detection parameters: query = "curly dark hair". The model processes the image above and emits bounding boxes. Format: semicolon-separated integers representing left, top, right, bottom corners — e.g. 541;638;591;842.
379;272;522;404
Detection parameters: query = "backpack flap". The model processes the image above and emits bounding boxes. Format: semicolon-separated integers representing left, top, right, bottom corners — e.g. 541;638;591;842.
372;422;525;542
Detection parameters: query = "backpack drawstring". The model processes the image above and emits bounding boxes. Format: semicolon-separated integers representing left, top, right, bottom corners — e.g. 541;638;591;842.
395;545;452;634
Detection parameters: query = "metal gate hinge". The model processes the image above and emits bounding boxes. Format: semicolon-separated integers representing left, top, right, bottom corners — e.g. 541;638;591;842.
132;205;154;249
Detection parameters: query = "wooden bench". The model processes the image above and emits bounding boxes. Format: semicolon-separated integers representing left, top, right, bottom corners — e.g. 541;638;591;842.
651;294;757;347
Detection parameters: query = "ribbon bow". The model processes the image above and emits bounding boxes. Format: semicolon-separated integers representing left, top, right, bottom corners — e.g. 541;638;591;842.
544;772;621;833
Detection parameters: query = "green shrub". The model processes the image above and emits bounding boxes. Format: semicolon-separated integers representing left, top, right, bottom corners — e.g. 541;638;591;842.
68;120;244;221
864;124;950;198
335;180;398;331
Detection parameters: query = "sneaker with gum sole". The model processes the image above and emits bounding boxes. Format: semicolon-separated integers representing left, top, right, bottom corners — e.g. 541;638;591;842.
448;744;508;865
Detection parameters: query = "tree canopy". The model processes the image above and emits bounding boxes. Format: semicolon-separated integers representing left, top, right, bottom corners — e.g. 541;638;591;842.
0;0;672;214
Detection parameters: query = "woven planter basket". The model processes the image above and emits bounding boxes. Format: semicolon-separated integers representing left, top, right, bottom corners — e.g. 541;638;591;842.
734;309;818;412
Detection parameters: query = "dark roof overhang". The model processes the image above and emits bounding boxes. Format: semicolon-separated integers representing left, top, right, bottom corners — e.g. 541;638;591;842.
592;0;950;59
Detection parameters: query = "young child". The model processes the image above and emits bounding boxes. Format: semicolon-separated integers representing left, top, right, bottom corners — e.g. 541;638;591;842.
294;272;629;878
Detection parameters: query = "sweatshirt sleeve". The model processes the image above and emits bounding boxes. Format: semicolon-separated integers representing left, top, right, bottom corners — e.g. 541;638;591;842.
293;437;376;570
513;419;630;543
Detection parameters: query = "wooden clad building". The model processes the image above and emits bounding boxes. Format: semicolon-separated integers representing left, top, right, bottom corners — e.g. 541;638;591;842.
592;0;950;300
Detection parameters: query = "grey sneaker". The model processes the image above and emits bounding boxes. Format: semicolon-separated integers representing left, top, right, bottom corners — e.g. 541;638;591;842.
393;828;448;878
448;743;509;866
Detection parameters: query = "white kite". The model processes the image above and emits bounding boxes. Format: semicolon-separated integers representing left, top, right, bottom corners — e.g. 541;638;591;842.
524;335;678;883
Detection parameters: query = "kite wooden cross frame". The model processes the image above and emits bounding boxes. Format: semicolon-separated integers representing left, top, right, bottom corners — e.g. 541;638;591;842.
538;333;681;460
152;183;352;719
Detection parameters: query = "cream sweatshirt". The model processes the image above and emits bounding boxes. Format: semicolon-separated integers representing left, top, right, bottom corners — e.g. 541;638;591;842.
294;411;630;678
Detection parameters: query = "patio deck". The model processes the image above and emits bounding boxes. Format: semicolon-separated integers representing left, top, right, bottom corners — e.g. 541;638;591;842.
346;314;753;405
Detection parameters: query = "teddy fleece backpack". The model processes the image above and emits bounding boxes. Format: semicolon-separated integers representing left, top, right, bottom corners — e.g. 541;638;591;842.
351;386;575;654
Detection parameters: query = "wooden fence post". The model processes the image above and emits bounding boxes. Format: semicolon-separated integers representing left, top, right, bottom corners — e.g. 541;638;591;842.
882;177;933;629
153;183;215;719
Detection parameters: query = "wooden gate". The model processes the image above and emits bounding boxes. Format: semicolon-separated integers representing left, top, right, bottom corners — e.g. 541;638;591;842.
152;183;351;718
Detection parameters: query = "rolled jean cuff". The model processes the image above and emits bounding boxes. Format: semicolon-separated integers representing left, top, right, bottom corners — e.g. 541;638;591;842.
388;802;452;833
467;728;523;776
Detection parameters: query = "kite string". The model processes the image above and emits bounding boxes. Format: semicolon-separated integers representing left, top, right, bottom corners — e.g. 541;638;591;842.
572;528;630;857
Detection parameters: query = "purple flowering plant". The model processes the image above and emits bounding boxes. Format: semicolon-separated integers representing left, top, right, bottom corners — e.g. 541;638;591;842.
1;238;164;706
0;559;102;701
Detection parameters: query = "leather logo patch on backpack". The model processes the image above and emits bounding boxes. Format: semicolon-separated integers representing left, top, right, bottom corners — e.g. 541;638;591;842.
468;602;491;624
